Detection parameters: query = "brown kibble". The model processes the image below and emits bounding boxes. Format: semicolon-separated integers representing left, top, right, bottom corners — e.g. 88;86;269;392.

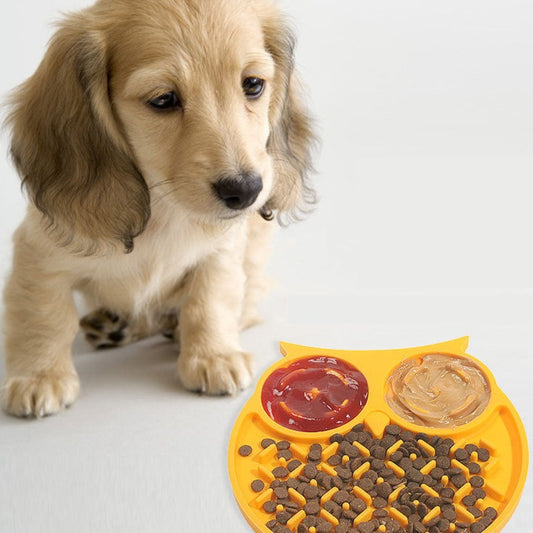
276;510;291;524
436;456;451;469
277;440;291;450
304;500;321;515
461;494;477;506
468;506;483;519
277;450;293;461
287;459;301;472
263;500;277;513
374;496;387;509
251;479;265;492
274;486;289;499
477;448;490;462
470;475;485;488
303;484;319;499
261;438;276;449
385;424;402;436
454;448;469;462
451;473;467;488
304;463;318;479
238;444;252;457
430;467;444;480
470;522;488;533
467;462;481;474
327;454;342;466
376;482;392;499
484;507;498;521
350;497;367;514
472;487;486;500
442;507;457;522
266;519;278;531
273;466;289;478
465;443;478;454
357;522;377;533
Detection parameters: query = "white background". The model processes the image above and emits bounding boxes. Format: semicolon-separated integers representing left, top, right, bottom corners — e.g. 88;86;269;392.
0;1;531;532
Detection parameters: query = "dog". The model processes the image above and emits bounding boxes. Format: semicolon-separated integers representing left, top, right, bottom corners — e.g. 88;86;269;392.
1;0;314;417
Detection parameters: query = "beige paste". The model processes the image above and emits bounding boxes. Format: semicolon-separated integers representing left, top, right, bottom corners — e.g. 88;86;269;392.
386;353;491;428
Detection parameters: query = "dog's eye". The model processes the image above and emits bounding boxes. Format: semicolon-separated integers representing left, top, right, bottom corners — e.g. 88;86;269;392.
242;77;265;99
148;91;181;110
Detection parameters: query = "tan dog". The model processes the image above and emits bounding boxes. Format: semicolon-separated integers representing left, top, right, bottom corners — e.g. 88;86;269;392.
2;0;314;417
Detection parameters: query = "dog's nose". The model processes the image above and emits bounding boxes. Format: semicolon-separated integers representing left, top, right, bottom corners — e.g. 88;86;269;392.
213;172;263;210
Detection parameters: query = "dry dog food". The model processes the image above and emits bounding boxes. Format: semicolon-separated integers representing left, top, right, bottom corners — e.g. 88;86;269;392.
239;424;497;533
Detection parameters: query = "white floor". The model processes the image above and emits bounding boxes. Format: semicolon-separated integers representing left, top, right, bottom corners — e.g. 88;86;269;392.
1;1;532;532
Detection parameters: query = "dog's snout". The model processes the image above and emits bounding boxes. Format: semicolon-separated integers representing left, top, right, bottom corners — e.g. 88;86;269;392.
213;172;263;210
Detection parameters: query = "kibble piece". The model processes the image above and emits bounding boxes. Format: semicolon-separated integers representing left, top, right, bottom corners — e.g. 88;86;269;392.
304;500;321;515
276;510;291;524
307;449;322;462
467;462;481;474
266;519;278;531
451;473;467;488
374;496;388;509
440;508;456;523
238;444;252;457
472;487;486;500
303;484;319;499
287;459;301;472
251;479;265;492
470;475;485;488
468;506;483;519
412;457;426;470
436;456;451;469
477;448;490;462
327;454;342;466
440;487;454;499
357;521;377;533
461;494;477;507
277;440;291;450
261;438;276;449
470;522;488;533
277;450;293;461
316;518;333;533
385;424;402;436
484;507;498;521
376;481;392;499
330;433;344;443
454;448;469;462
430;467;444;480
304;464;318;479
274;486;289;499
263;500;277;513
273;466;289;479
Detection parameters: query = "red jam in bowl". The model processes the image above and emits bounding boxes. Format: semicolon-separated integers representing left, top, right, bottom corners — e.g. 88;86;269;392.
261;356;369;432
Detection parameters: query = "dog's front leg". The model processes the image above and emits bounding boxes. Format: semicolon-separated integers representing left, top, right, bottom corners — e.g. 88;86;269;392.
2;238;80;417
177;238;254;395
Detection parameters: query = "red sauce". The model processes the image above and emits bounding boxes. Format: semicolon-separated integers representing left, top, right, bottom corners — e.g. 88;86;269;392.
261;356;369;432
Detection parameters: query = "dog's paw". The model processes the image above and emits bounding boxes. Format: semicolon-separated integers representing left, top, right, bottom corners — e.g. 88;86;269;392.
80;308;131;349
177;350;254;395
1;372;80;418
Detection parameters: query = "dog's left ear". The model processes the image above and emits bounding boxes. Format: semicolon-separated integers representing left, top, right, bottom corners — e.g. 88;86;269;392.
261;10;317;220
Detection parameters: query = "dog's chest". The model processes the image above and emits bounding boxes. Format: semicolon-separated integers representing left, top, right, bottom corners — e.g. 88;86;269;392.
85;218;222;313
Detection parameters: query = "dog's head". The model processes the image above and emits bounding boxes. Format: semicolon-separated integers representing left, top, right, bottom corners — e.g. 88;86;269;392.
8;0;315;253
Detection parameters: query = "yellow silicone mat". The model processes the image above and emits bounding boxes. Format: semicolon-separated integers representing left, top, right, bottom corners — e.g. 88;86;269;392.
228;337;528;533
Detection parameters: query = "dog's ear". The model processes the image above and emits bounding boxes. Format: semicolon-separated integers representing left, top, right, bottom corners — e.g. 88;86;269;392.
261;11;316;221
8;16;150;253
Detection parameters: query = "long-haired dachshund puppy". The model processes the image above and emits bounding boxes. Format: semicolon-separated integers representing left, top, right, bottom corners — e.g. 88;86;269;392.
2;0;314;417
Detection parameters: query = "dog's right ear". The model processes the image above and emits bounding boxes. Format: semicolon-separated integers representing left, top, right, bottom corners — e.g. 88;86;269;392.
7;15;150;254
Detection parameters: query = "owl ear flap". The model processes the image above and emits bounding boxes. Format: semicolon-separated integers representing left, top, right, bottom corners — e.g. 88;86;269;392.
8;18;150;254
261;13;316;221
